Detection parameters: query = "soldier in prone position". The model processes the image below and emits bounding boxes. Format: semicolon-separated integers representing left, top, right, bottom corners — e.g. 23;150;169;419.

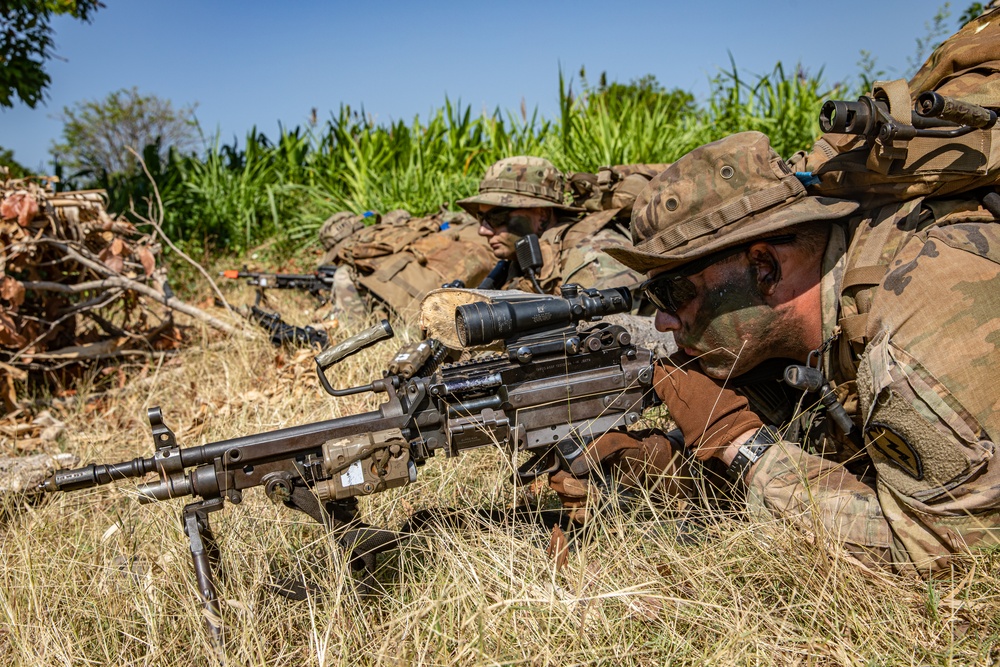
552;130;1000;576
457;156;642;294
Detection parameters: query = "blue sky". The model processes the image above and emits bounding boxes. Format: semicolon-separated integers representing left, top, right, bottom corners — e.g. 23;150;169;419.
3;0;960;172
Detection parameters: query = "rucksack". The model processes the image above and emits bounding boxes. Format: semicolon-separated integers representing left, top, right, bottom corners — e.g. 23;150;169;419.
790;8;1000;209
346;209;494;320
565;164;670;218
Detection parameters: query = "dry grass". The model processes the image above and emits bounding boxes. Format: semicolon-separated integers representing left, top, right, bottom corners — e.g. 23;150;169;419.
2;293;999;666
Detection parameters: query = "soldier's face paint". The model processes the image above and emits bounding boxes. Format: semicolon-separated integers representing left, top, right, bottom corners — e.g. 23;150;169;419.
477;206;548;260
656;258;789;379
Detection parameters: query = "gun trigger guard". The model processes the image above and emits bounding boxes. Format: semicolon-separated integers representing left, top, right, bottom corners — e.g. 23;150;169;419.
515;450;559;483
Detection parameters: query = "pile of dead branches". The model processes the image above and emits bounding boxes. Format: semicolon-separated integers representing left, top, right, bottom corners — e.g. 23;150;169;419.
0;170;235;412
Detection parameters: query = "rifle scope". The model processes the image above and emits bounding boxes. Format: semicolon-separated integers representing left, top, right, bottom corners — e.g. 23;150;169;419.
454;286;631;347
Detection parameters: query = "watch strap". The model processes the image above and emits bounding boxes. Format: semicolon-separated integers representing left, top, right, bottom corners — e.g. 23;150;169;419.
725;426;779;483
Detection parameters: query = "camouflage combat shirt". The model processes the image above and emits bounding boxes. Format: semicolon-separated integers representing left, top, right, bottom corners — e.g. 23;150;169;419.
746;197;1000;574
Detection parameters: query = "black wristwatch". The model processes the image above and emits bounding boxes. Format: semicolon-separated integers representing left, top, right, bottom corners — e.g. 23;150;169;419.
725;426;779;483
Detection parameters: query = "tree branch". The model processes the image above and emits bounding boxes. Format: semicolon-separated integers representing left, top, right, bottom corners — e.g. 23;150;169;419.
21;252;247;337
126;146;239;320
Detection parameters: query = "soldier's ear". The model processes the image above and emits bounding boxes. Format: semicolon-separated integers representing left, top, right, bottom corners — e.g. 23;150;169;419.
747;241;781;295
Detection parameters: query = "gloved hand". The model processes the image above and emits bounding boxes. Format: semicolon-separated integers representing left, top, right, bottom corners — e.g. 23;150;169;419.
652;358;763;461
548;429;690;523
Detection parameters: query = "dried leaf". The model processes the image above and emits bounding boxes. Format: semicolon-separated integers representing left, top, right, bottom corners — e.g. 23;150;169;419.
0;309;25;347
110;237;125;256
0;276;25;310
101;523;120;542
625;595;664;622
103;253;124;274
547;525;569;572
244;391;266;403
0;195;15;221
1;371;17;413
137;246;155;276
0;192;40;227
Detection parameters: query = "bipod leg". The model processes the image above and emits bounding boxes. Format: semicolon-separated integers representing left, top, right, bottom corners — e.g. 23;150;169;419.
182;498;226;656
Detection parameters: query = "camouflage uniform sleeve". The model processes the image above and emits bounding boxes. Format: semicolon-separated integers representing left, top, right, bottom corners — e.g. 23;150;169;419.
559;226;643;290
746;221;1000;576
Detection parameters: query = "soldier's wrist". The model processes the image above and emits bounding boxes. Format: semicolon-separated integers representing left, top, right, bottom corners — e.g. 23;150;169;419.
724;427;779;483
719;428;762;466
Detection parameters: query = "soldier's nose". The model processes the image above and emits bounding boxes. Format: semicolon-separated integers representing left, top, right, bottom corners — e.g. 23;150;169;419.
654;309;681;333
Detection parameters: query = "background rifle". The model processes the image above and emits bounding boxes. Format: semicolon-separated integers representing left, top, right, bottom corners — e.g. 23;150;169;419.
246;304;329;348
42;285;655;648
221;264;338;303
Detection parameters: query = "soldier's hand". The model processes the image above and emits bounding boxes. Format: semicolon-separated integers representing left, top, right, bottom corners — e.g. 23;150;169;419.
652;359;763;461
548;429;689;523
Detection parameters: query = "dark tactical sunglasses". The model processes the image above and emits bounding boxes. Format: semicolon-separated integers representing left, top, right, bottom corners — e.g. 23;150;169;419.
638;235;795;314
476;207;514;232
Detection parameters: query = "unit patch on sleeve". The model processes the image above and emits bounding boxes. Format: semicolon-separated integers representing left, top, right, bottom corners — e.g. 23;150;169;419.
866;422;924;480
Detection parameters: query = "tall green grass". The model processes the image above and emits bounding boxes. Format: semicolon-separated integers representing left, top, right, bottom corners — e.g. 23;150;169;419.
101;62;843;256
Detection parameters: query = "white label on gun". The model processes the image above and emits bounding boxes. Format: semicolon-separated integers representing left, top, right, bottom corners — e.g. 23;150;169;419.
341;460;364;487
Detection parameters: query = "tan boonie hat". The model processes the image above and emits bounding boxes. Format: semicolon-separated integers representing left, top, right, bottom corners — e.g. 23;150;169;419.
605;132;860;274
457;156;583;215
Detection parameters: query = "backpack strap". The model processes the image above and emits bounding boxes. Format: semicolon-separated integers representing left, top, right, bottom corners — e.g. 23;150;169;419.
838;198;923;348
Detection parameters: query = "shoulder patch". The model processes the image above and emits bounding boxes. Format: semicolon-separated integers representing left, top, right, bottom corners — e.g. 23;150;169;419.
866;422;923;480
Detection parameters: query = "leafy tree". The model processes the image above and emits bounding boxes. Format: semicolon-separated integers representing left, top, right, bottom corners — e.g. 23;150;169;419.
578;68;696;120
0;146;30;178
0;0;103;108
52;87;200;179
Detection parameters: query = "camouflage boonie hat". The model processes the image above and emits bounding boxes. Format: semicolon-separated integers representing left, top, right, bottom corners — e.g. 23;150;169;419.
457;156;583;215
605;132;860;273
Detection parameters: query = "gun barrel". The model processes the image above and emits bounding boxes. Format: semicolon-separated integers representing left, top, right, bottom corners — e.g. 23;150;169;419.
916;91;997;129
42;457;156;492
42;407;405;496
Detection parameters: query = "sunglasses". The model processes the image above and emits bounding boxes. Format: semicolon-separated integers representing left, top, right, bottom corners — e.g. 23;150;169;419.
476;208;513;232
638;235;795;314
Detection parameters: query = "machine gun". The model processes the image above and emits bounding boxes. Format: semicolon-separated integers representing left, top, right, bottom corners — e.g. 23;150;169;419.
804;81;1000;213
220;264;339;303
818;89;997;143
42;285;657;646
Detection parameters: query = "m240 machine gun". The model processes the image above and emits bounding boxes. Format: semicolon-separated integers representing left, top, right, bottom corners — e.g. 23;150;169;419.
42;285;658;646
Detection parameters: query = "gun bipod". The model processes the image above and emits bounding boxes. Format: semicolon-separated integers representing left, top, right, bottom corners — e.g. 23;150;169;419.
181;498;225;654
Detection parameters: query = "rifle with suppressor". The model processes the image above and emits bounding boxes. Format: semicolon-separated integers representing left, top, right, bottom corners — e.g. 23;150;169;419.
42;285;657;646
221;265;339;303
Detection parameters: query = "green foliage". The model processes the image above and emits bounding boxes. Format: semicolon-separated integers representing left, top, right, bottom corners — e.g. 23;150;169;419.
0;0;103;108
578;68;696;120
958;2;986;25
706;61;841;159
74;62;837;257
52;87;200;180
855;49;887;97
0;146;30;178
908;2;954;77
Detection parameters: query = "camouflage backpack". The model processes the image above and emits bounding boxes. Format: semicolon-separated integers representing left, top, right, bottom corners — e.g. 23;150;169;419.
346;209;494;320
791;8;1000;209
565;164;671;219
318;211;376;266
